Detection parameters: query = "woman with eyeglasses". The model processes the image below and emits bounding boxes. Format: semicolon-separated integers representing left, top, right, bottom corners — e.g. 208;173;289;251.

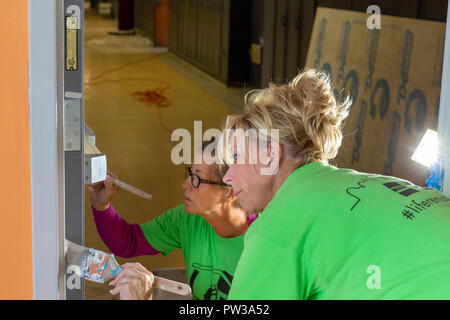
89;139;257;300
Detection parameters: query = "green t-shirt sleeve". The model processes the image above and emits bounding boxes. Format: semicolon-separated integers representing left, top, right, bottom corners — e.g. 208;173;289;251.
139;204;186;256
228;233;309;300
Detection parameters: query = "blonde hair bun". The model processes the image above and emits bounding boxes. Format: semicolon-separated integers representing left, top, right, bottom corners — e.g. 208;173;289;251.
226;69;351;165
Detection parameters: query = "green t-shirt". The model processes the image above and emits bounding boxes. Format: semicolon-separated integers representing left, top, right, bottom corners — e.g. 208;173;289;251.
140;204;245;300
228;161;450;299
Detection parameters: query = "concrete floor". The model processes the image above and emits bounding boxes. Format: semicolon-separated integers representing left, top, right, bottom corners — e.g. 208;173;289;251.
83;9;246;299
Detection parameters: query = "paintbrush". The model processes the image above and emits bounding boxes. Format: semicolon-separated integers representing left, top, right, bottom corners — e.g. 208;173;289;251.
108;175;153;201
65;240;192;296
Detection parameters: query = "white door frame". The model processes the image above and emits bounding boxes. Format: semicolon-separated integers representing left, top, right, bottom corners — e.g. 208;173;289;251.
29;0;65;300
438;2;450;197
29;0;85;300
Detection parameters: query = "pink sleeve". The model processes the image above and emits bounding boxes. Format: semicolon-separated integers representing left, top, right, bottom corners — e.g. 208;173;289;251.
248;213;258;226
91;204;160;258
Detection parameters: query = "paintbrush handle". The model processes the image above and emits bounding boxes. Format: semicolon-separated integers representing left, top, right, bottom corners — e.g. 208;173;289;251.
109;176;152;200
153;276;192;296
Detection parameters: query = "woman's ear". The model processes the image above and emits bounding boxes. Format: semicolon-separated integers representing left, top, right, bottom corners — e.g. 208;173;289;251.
260;142;281;175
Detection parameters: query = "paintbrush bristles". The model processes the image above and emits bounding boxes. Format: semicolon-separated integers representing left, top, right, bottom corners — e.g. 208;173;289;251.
64;239;123;283
65;240;88;276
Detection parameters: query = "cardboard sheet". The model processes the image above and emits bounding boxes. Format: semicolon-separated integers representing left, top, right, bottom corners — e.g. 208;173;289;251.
305;8;445;185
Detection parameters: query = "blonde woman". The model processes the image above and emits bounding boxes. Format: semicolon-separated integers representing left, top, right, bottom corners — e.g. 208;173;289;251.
221;69;450;299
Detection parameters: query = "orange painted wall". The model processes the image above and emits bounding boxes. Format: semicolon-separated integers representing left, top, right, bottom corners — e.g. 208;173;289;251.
0;0;33;299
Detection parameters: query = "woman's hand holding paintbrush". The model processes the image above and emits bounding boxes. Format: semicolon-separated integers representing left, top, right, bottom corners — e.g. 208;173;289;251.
109;262;192;299
89;171;152;211
89;171;120;211
65;241;192;299
108;262;155;300
107;262;192;300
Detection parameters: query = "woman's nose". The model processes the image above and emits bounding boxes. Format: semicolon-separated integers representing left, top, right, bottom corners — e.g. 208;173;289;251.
223;166;234;185
182;177;192;190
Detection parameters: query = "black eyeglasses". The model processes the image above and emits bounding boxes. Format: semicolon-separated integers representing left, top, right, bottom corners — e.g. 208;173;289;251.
185;166;229;189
